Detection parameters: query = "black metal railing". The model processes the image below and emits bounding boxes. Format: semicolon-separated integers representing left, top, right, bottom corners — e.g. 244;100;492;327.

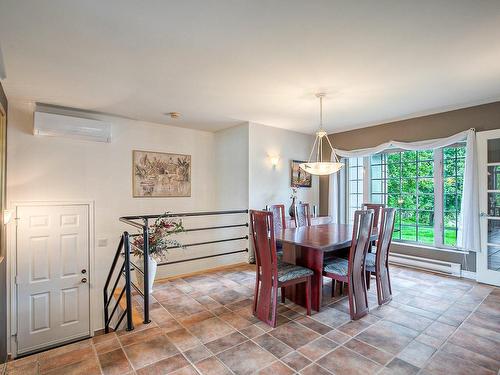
104;209;249;331
103;232;134;333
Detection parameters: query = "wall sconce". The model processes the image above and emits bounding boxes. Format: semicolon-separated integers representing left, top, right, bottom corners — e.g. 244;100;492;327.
3;210;12;225
269;155;280;169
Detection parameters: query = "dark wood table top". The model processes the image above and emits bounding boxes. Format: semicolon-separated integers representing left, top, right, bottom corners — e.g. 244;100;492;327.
276;223;378;252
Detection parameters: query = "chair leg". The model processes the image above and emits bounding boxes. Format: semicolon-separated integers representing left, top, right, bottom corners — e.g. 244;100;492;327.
271;285;279;328
281;287;286;303
331;280;336;297
366;271;371;290
253;275;260;314
305;277;311;316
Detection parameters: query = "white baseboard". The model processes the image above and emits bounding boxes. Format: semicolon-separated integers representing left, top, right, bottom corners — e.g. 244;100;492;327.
461;270;477;280
389;253;461;277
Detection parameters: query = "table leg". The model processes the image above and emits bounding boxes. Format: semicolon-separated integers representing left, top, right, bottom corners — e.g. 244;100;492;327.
282;243;324;311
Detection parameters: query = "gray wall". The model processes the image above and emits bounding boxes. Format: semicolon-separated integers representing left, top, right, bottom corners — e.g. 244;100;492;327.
0;81;7;362
320;101;500;272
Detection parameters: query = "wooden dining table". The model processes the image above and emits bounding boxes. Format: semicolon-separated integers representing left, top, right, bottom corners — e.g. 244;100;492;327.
276;223;378;312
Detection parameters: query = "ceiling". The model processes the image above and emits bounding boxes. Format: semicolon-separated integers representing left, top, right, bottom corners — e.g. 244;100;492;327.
1;0;500;134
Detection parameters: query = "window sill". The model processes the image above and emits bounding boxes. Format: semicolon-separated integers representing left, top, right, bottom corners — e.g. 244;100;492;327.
392;241;469;255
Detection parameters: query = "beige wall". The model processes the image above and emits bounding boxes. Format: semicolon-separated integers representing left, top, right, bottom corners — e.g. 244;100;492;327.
248;122;319;212
319;100;500;272
6;101;249;331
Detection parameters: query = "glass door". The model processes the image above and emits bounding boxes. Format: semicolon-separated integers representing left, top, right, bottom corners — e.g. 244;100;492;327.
477;129;500;286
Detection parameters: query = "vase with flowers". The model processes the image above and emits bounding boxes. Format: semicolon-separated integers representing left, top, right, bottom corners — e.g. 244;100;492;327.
131;213;184;293
289;187;298;217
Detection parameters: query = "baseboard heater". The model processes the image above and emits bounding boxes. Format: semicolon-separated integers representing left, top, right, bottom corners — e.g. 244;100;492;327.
388;253;461;277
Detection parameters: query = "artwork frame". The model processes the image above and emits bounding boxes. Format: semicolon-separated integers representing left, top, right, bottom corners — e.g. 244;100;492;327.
133;150;191;197
290;160;312;188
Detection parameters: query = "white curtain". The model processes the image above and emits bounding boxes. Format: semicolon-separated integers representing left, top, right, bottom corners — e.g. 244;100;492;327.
330;128;480;252
329;159;346;224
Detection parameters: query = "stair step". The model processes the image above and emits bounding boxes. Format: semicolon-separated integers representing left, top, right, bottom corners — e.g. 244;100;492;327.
113;288;143;327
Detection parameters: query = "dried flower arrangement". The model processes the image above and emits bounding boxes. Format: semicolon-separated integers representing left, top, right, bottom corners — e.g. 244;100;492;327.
131;213;185;261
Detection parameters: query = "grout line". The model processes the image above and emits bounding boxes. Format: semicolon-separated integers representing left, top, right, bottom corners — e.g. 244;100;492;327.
414;287;493;375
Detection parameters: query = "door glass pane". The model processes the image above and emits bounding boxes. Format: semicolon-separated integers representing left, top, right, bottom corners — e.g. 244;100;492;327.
487;219;500;244
487;246;500;271
488;166;500;190
487;138;500;163
487;193;500;217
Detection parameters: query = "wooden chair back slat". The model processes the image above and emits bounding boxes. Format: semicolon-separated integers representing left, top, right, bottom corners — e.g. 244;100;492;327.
375;207;396;304
249;210;278;326
348;209;374;320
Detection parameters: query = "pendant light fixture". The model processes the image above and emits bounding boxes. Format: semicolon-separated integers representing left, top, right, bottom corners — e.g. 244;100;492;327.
299;93;344;176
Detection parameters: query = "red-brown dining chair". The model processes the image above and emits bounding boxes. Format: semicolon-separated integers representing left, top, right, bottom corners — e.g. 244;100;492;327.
294;202;311;228
365;207;396;305
250;210;313;327
322;209;374;320
362;203;385;231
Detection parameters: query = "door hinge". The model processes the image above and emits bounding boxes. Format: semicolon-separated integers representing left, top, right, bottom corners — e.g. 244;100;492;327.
14;275;19;285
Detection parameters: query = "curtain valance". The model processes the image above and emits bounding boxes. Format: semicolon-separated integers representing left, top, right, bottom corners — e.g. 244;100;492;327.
333;129;471;158
329;128;480;253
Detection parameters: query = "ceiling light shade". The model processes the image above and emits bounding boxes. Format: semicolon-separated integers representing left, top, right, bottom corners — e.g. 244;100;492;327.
300;93;344;176
299;161;344;176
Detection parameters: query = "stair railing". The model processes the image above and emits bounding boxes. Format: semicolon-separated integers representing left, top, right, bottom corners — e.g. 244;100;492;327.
103;231;134;333
118;209;249;325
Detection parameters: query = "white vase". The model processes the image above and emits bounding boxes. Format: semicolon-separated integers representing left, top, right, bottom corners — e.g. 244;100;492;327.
135;257;157;294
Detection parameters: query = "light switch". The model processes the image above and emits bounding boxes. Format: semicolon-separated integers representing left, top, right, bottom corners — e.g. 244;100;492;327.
97;238;108;247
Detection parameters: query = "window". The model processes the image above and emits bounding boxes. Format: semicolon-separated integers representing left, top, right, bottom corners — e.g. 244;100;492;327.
370;150;434;244
443;145;466;247
347;157;364;223
346;144;466;249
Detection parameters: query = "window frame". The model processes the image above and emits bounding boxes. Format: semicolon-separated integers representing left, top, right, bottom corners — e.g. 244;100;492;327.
346;157;365;224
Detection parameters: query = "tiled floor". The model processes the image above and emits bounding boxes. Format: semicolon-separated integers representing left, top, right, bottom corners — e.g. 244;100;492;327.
3;265;499;374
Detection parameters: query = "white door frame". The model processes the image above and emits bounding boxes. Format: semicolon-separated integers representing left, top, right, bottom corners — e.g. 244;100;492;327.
477;129;500;286
7;200;95;357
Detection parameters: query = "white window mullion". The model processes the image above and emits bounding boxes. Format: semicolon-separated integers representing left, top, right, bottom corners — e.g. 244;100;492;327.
434;149;444;246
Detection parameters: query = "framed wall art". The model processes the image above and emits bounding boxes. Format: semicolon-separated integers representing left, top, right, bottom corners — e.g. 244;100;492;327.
133;150;191;197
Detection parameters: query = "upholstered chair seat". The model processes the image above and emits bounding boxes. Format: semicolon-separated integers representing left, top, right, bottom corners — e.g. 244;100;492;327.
277;262;314;283
323;257;349;276
364;253;376;268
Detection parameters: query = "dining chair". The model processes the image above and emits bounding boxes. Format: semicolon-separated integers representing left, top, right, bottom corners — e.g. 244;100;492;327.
362;203;385;231
365;207;396;305
250;209;313;327
322;209;374;320
270;204;286;261
294;202;311;228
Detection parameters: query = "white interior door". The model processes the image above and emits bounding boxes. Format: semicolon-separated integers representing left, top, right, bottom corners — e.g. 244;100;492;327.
16;204;90;354
477;130;500;286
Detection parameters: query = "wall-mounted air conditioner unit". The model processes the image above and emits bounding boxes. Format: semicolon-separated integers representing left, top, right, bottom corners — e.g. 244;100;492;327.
33;111;112;143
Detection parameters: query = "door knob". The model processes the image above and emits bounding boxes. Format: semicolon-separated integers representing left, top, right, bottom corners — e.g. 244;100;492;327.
81;269;87;274
81;277;87;283
480;212;487;217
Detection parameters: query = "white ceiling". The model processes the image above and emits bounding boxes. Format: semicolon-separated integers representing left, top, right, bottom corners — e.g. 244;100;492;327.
1;0;500;134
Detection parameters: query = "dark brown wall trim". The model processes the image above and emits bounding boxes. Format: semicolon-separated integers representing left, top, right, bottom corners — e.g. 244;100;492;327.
320;101;500;216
